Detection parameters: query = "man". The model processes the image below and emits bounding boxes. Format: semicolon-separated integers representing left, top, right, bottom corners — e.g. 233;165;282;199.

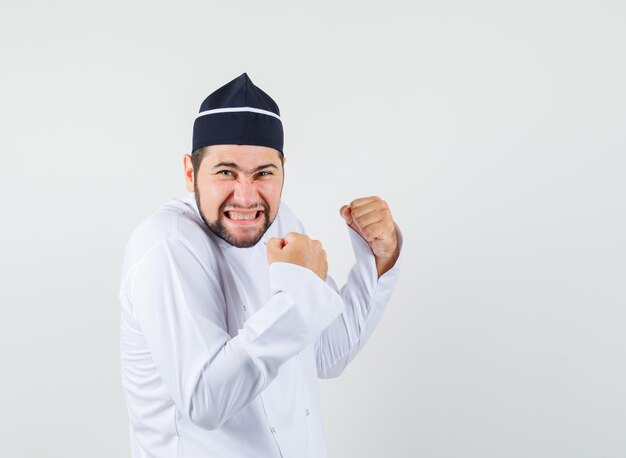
119;73;403;457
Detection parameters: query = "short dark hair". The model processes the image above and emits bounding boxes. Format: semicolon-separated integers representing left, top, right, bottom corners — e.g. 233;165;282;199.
190;146;284;180
190;147;210;179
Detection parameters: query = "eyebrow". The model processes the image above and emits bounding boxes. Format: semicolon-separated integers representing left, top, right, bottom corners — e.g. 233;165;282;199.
212;162;278;173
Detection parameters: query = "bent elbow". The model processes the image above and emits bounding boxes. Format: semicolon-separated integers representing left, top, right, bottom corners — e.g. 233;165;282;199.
189;408;226;431
317;362;346;379
188;393;231;430
317;350;350;379
185;375;228;431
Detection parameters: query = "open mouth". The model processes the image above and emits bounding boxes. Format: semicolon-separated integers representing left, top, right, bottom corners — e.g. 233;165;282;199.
224;210;264;224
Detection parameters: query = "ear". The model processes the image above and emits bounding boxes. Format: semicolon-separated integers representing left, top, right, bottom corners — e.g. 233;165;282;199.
183;154;194;192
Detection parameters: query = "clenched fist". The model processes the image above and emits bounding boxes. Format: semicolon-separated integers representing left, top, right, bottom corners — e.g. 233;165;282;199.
340;196;399;277
267;232;328;281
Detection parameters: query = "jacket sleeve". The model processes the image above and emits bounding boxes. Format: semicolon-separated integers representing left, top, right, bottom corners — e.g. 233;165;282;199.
122;236;344;430
315;223;403;378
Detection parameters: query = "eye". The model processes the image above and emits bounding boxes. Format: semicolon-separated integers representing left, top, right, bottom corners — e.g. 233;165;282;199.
217;170;234;177
257;171;273;177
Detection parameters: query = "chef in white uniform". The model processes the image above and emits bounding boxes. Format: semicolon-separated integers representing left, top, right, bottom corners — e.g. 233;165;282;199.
119;73;403;457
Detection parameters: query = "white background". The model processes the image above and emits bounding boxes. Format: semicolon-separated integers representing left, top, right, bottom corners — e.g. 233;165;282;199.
1;1;625;457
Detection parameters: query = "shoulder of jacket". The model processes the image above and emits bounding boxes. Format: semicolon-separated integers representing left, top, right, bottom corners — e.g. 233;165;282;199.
120;198;218;284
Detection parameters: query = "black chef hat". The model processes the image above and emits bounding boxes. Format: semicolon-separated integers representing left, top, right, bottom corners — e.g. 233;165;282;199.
192;73;284;155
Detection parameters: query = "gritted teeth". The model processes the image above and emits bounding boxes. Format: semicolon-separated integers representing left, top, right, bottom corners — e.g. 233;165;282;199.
225;210;263;221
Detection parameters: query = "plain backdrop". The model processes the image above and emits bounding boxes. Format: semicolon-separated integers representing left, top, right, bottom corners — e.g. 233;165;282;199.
1;1;625;457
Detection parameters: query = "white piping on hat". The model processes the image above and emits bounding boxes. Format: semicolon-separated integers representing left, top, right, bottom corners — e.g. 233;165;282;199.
196;106;282;121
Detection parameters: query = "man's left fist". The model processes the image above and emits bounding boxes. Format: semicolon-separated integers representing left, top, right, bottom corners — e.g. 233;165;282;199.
340;196;399;275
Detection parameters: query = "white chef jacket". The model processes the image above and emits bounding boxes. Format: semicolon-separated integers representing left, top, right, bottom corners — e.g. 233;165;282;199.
119;193;403;458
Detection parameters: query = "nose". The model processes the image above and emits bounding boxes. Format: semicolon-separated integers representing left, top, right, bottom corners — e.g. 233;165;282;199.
232;180;260;207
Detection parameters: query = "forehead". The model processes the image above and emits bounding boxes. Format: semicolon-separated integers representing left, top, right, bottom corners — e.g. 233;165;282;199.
202;144;282;168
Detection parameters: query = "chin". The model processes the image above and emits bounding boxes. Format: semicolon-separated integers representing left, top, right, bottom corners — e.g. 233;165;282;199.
225;222;265;245
205;210;273;248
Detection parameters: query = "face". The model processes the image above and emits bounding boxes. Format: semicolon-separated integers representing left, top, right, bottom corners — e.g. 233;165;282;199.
184;144;285;248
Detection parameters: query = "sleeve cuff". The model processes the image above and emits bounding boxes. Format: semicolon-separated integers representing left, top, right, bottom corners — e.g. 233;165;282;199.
269;261;345;331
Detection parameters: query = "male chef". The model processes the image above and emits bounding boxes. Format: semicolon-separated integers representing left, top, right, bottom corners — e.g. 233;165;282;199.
119;73;403;457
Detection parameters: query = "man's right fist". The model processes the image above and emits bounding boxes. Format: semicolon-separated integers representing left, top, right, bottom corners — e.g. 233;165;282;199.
267;233;328;281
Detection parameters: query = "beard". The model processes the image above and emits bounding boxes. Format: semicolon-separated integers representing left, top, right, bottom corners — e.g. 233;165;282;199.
194;185;274;248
